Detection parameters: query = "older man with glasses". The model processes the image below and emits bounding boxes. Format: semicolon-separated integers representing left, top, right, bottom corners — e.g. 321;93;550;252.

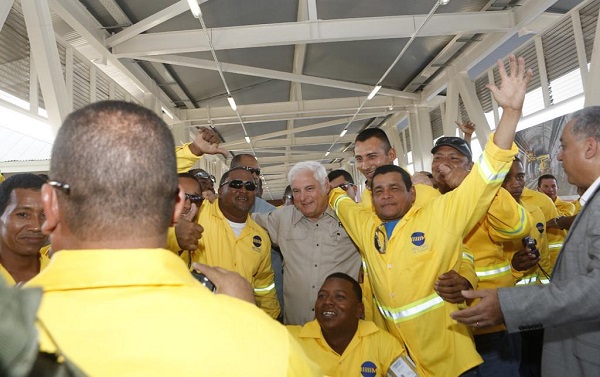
168;167;279;319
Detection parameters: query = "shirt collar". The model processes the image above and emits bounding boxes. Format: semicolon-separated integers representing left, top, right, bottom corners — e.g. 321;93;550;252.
26;249;198;291
580;175;600;206
298;319;379;339
290;205;337;225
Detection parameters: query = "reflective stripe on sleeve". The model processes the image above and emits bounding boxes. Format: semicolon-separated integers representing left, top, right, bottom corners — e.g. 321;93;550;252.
375;293;444;323
548;243;563;250
253;282;275;295
498;206;528;236
516;275;538;285
475;262;511;279
332;194;352;213
477;153;508;184
462;251;474;263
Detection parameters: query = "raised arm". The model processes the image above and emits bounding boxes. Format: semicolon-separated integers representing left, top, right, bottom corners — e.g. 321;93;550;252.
488;55;532;149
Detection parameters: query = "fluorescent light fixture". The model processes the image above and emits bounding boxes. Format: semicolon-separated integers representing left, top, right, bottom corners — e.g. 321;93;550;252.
339;128;348;137
367;85;382;100
227;96;237;111
325;151;330;157
439;0;451;5
186;0;202;18
245;136;251;144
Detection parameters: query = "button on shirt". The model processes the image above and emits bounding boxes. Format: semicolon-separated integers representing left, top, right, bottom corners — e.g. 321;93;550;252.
253;205;361;325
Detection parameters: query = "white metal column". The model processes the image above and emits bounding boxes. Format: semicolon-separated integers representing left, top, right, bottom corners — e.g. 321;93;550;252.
455;72;492;148
584;8;600;106
21;0;72;135
408;107;434;172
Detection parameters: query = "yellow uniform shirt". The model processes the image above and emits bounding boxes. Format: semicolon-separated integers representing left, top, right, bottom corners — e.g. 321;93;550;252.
27;249;321;376
521;187;564;272
0;172;5;183
168;199;280;318
330;136;517;377
175;142;200;173
287;320;411;377
464;188;532;335
554;197;576;216
0;249;50;286
573;198;582;214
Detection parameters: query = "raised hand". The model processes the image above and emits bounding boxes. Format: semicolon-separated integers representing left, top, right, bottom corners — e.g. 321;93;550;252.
175;204;204;251
189;127;229;157
487;55;532;112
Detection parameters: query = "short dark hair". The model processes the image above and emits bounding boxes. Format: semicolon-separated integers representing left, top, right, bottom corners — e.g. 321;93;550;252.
327;169;354;184
325;272;362;301
537;174;557;188
219;167;253;187
370;165;412;191
355;128;392;152
50;100;177;240
230;154;256;169
0;174;46;216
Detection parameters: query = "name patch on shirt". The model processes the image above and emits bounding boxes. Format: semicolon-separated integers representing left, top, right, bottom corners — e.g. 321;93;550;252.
252;235;262;252
360;361;377;377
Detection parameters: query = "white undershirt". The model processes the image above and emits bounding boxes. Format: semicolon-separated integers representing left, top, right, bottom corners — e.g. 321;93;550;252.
226;219;246;238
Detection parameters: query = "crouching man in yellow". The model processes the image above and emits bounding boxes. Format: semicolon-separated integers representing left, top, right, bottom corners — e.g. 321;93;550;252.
287;273;417;376
330;56;531;376
26;101;320;376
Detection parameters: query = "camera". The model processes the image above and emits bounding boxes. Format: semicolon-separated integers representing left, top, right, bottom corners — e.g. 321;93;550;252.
521;236;540;259
191;271;216;292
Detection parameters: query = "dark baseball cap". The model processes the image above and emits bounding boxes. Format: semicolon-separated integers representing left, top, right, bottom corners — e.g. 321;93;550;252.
431;137;472;160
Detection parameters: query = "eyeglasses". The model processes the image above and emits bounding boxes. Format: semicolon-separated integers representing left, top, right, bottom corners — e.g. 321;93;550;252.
337;182;356;191
241;167;261;176
219;180;257;191
184;193;204;205
48;180;71;195
374;223;387;254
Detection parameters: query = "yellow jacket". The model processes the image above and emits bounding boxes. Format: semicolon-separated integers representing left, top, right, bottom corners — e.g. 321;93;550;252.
168;200;280;318
329;136;517;377
287;320;412;377
464;188;532;335
554;197;576;216
27;249;321;376
521;187;564;272
503;202;551;286
0;248;50;286
175;142;200;173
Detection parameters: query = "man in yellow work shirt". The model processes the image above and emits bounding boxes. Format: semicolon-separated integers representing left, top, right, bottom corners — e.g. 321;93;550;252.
170;167;280;319
0;174;49;285
330;55;531;376
287;273;415;376
537;174;576;217
27;100;320;376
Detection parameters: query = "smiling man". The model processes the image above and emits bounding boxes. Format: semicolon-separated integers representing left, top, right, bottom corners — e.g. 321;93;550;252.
287;273;411;376
171;167;280;319
253;161;361;325
0;174;49;285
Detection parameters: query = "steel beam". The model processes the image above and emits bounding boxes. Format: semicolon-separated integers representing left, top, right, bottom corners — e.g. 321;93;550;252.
112;12;515;57
21;0;71;134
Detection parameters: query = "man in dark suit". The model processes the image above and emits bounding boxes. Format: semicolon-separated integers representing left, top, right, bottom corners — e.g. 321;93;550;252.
451;106;600;377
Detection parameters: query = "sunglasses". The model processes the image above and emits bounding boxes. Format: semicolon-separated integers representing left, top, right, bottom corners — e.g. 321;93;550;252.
219;180;257;191
337;183;356;191
185;193;204;205
242;167;261;176
191;170;211;180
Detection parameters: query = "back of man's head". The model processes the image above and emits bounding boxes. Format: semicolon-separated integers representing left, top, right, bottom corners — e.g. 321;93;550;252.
355;128;392;152
0;174;46;216
49;100;177;241
327;169;354;184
